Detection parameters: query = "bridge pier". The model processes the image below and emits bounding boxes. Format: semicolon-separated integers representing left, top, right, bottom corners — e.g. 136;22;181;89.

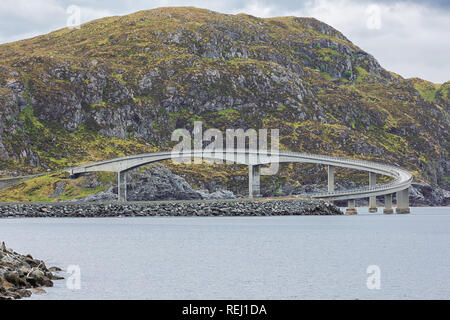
328;165;335;193
249;165;261;199
118;171;128;203
346;199;358;215
369;172;378;213
383;193;394;214
396;188;410;214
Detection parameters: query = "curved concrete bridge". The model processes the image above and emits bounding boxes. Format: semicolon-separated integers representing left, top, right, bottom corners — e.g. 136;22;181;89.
68;150;413;215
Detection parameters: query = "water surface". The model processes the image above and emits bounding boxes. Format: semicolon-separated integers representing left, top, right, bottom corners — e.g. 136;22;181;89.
0;207;449;299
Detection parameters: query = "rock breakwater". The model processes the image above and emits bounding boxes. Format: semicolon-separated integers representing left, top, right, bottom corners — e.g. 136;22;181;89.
0;199;342;218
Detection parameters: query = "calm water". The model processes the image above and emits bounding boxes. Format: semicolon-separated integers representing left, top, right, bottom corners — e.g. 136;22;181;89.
0;207;449;300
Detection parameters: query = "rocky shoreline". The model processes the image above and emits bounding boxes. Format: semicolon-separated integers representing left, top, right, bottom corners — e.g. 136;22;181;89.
0;199;343;218
0;242;63;300
2;165;449;207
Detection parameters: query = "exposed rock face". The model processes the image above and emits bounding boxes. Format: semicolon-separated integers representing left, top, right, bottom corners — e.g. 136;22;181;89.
68;165;449;206
0;199;343;218
127;165;202;201
0;242;63;300
74;165;235;202
269;181;450;207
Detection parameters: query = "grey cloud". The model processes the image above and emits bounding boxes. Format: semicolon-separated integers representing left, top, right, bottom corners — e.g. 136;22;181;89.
0;0;448;83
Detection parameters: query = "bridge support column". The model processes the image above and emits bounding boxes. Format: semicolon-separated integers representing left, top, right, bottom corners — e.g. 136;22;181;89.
369;172;378;213
396;188;410;214
328;165;335;193
118;171;127;203
249;165;261;199
383;194;394;214
346;199;358;215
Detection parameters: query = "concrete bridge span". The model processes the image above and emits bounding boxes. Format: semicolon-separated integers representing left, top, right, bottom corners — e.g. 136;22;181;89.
67;150;413;214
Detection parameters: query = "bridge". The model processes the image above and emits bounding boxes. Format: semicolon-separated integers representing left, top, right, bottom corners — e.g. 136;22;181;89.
67;149;413;215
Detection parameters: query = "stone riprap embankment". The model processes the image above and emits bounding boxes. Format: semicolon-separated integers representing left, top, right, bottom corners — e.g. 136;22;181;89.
0;242;63;300
0;199;342;218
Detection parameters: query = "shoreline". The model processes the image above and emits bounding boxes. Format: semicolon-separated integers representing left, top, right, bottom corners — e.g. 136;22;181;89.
0;199;343;218
0;242;63;300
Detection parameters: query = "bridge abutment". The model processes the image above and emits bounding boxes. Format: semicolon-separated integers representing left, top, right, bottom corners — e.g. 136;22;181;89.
383;193;394;214
369;172;378;213
396;188;410;214
118;171;128;203
346;199;358;215
249;165;261;199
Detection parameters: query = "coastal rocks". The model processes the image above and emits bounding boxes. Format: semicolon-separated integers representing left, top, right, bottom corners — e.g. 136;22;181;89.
0;199;343;218
0;242;63;300
75;165;236;202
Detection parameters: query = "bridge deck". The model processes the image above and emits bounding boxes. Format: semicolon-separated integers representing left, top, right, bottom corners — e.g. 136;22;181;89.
67;150;413;202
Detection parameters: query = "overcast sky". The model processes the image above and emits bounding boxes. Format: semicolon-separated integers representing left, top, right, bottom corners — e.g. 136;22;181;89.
0;0;448;83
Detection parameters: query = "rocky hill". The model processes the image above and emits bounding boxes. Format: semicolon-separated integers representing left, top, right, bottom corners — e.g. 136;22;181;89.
0;7;448;203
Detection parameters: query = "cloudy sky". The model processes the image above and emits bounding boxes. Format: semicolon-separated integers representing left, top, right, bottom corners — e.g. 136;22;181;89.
0;0;448;83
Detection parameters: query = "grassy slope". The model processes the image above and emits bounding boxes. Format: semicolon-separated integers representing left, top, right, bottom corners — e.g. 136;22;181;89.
0;172;115;202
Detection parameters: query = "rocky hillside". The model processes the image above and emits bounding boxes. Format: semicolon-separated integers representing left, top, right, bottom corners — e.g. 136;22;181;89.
0;7;448;201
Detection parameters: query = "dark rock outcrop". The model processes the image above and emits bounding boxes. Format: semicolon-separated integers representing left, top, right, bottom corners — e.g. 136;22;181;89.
0;199;343;218
127;165;202;201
